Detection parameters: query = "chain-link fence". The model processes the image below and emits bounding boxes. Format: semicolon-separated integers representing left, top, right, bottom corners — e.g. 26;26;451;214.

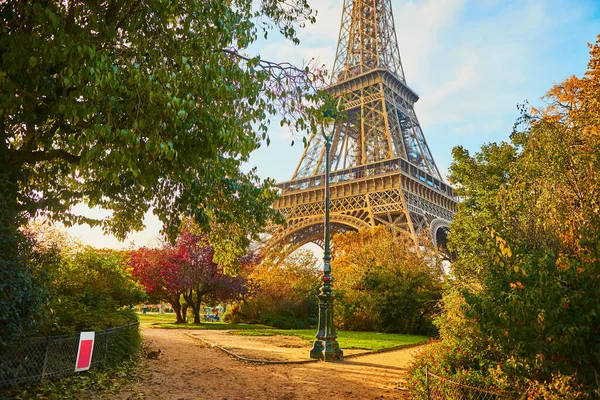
0;322;139;389
426;368;520;400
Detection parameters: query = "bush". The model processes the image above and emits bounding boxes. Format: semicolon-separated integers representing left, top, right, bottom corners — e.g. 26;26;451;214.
407;38;600;398
332;228;443;334
227;249;320;329
37;244;146;335
406;339;506;399
0;226;48;346
0;171;52;347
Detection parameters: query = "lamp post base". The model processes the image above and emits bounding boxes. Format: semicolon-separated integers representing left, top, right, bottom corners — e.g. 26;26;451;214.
309;339;343;361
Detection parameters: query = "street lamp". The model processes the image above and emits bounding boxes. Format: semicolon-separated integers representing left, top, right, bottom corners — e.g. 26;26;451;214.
309;109;343;361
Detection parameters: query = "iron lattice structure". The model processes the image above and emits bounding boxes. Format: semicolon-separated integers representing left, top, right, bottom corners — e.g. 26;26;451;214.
268;0;457;253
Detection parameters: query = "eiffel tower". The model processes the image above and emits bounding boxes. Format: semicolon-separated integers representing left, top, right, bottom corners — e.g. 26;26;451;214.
268;0;457;253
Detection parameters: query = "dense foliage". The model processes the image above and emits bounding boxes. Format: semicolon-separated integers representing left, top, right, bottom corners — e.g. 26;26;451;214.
227;249;320;329
1;0;322;342
407;36;600;399
331;228;443;335
39;246;145;334
0;211;47;346
0;0;322;249
0;224;142;390
4;222;144;336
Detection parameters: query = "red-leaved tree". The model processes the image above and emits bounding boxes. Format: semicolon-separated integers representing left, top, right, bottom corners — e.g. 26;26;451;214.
130;233;254;324
177;233;250;324
129;247;188;323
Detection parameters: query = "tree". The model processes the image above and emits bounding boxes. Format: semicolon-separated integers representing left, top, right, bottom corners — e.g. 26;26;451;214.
0;212;47;345
130;232;251;324
227;248;320;329
40;246;146;333
331;227;443;334
0;0;324;254
407;36;600;398
129;246;188;323
177;233;249;324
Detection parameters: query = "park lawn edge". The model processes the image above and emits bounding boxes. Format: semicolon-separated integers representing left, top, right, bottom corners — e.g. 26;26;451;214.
149;322;273;330
150;322;428;352
230;329;429;351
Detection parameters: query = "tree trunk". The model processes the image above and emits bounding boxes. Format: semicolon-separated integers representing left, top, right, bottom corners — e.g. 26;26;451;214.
165;293;186;323
193;290;205;324
184;289;200;324
193;303;201;324
172;302;185;324
182;304;188;322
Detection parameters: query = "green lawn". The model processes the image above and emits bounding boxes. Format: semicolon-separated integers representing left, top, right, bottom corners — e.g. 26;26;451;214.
137;314;428;352
137;314;272;330
137;313;180;324
153;322;273;330
231;329;428;351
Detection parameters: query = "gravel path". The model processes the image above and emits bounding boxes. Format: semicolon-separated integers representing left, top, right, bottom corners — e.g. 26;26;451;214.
115;328;421;400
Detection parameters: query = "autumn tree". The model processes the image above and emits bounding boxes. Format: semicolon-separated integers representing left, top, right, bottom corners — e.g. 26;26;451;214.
408;36;600;398
332;227;443;334
129;247;188;323
130;232;252;324
176;233;246;324
227;248;320;329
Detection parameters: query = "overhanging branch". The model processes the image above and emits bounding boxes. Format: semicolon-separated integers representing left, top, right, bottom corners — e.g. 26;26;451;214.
9;149;82;165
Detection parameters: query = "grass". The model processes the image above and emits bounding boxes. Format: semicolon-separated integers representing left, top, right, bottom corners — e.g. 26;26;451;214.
136;312;179;324
137;313;274;330
137;314;428;352
231;329;428;352
153;322;273;330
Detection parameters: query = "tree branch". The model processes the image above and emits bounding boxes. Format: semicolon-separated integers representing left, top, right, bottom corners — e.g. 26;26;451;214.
9;149;81;165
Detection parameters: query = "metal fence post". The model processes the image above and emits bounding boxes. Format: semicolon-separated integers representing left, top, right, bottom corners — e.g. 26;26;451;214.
40;337;51;384
104;328;110;365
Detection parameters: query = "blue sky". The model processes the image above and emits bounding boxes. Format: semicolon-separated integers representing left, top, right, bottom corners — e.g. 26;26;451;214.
247;0;599;182
65;0;600;248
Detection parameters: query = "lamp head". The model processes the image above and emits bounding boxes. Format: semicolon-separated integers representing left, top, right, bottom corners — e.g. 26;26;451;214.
321;105;338;141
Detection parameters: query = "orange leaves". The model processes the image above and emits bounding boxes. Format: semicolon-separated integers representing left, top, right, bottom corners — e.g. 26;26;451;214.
509;281;523;290
555;255;570;272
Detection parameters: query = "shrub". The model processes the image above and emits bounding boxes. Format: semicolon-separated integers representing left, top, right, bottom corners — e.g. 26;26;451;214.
406;339;506;399
227;249;320;329
406;37;600;399
38;246;146;334
332;228;443;334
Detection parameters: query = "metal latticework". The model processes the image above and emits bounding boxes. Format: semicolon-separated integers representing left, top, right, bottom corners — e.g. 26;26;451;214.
427;370;520;400
269;0;457;251
0;322;140;388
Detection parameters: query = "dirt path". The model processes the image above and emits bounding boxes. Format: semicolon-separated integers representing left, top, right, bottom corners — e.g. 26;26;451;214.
186;330;371;361
116;328;420;400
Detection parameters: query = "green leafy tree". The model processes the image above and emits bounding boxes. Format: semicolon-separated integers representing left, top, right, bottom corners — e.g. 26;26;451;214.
1;0;323;339
408;36;600;398
41;246;146;334
0;0;322;248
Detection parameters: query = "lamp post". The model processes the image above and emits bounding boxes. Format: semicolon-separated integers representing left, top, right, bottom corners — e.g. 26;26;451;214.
309;110;343;361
